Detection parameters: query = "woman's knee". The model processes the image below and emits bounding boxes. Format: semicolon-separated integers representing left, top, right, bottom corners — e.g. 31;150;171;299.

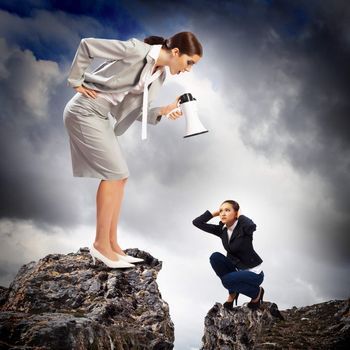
103;177;128;186
209;252;225;265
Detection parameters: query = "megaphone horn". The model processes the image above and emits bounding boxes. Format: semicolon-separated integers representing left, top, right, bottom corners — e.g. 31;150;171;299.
166;93;209;138
180;93;208;138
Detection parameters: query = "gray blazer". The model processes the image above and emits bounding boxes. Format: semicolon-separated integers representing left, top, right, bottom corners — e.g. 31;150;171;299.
67;37;166;136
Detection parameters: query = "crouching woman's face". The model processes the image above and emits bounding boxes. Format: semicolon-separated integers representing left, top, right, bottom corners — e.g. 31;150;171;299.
219;202;239;227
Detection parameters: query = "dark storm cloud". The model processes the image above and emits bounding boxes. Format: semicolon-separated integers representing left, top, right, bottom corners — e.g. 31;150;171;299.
0;0;143;42
0;38;64;224
0;8;124;61
0;16;101;227
120;0;350;262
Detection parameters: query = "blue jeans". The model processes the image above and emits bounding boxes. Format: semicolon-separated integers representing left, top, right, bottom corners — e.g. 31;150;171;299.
209;252;264;299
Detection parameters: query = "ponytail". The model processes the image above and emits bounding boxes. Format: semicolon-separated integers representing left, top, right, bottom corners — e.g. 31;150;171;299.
144;36;167;46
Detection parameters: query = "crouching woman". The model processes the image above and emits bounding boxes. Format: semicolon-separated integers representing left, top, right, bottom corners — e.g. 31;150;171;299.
192;200;264;310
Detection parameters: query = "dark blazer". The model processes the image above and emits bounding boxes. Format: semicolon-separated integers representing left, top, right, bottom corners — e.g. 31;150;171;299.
192;210;263;270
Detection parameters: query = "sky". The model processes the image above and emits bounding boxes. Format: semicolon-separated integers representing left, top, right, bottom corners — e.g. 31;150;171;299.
0;0;349;349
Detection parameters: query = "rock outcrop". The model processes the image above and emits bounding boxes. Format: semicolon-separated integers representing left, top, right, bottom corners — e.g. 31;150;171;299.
0;248;174;350
201;299;350;349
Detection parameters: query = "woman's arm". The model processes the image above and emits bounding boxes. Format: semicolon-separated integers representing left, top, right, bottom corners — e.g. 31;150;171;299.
67;37;136;88
144;98;182;125
159;97;182;120
239;215;257;236
192;210;222;238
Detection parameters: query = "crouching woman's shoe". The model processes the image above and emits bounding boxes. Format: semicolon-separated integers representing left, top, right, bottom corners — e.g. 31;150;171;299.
247;287;264;310
223;293;239;310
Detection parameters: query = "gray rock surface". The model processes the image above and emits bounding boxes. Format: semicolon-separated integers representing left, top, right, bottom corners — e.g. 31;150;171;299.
0;247;174;350
201;299;350;349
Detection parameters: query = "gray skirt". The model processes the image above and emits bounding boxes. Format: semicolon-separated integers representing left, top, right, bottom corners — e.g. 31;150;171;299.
63;93;129;180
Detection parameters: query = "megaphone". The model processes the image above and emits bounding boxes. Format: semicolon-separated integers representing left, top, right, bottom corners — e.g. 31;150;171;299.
166;93;209;138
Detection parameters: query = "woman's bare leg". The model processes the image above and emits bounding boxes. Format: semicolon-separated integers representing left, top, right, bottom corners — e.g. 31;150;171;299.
109;178;128;255
94;179;126;260
226;293;237;302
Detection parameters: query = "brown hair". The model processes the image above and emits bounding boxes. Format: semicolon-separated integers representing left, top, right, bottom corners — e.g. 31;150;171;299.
144;31;203;57
221;200;240;212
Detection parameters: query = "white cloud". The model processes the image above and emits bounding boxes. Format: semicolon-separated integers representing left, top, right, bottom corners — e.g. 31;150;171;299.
0;37;62;120
0;218;91;286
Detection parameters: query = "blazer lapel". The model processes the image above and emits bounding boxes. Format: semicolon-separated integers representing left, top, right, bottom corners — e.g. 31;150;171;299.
222;227;230;250
139;60;152;83
138;45;157;80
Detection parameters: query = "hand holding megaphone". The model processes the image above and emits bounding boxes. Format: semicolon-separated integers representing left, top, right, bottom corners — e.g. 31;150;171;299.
165;96;182;120
165;106;182;120
165;93;209;138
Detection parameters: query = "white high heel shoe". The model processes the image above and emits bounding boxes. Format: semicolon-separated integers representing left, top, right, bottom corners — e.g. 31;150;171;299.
90;246;135;269
116;253;144;264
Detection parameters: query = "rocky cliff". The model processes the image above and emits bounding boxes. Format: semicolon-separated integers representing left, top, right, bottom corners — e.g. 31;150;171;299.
0;248;174;350
201;299;350;349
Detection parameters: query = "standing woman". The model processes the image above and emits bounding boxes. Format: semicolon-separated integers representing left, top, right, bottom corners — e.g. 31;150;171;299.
192;200;264;310
63;32;202;268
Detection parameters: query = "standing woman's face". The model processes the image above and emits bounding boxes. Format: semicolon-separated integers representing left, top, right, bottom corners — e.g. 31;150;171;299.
168;48;201;75
219;203;238;227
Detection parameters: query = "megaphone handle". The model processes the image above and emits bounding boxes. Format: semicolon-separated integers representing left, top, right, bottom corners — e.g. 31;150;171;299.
165;107;181;119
